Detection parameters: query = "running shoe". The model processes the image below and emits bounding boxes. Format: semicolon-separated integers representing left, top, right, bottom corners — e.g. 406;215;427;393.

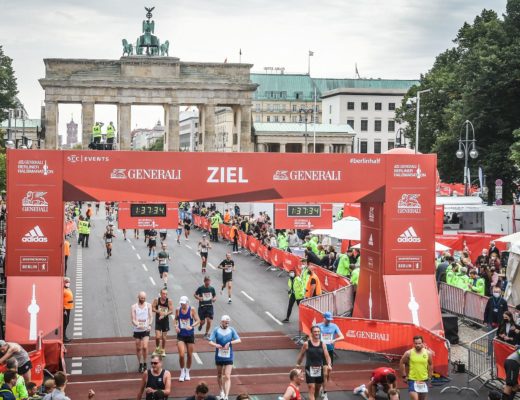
322;393;328;400
161;348;166;357
353;384;366;395
184;368;190;381
154;346;161;355
228;298;232;304
179;368;186;382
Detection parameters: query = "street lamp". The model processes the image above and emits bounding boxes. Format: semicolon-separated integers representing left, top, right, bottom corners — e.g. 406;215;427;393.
395;127;406;148
406;88;432;154
299;107;313;153
456;120;478;196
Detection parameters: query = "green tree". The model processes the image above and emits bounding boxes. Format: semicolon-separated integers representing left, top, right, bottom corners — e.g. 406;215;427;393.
147;137;164;151
396;1;520;203
0;153;6;192
0;45;18;127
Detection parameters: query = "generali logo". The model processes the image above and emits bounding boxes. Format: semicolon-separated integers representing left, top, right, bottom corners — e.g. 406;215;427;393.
345;329;390;341
22;191;48;213
397;226;422;243
397;194;421;214
393;164;426;179
110;169;181;180
17;160;54;176
273;170;342;181
22;225;48;243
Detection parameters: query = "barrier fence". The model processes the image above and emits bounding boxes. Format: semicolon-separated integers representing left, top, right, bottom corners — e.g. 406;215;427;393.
299;285;355;317
494;339;520;385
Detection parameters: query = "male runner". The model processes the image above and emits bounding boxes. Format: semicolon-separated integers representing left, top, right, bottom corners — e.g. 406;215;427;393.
209;315;241;400
502;348;520;400
159;228;167;242
175;296;200;382
281;368;304;400
156;243;171;288
151;289;173;356
198;234;212;274
0;341;32;383
103;225;116;259
184;215;192;240
176;219;183;244
194;276;217;340
218;253;235;304
399;336;433;400
317;312;344;400
353;366;397;400
131;292;152;373
136;354;171;400
148;227;158;259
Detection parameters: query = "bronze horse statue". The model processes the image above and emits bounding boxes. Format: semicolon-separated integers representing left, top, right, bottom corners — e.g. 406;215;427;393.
122;39;134;56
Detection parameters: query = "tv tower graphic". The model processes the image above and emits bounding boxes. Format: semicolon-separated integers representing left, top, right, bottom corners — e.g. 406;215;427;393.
368;276;373;320
43;161;49;176
408;282;420;326
27;284;40;341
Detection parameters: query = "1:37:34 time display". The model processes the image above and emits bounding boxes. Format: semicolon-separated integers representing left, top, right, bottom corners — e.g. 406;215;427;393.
287;205;321;217
130;204;167;217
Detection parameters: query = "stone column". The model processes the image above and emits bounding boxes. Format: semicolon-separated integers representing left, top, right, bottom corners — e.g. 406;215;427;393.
118;104;132;150
81;102;95;149
324;142;331;153
203;104;216;151
44;101;58;149
164;104;180;151
235;106;242;152
279;143;286;153
239;105;252;152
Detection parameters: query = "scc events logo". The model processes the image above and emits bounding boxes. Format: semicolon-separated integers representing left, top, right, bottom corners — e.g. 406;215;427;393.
67;155;110;163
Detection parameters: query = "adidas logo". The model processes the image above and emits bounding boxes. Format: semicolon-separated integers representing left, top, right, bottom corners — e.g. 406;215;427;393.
22;225;48;243
397;227;421;243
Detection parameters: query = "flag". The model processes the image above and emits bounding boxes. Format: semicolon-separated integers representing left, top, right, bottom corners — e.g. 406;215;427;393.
309;50;314;56
355;63;359;78
239;48;242;56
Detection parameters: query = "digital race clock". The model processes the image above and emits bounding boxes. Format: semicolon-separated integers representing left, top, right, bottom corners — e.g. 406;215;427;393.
287;205;321;217
130;204;167;217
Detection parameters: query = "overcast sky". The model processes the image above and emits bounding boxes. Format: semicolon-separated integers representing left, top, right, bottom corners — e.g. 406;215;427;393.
0;0;506;135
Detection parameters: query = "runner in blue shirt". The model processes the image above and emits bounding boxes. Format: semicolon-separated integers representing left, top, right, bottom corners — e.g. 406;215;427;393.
317;311;344;400
209;315;241;400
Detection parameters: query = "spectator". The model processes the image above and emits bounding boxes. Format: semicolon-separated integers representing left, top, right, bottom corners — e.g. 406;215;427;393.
480;265;492;296
185;381;217;400
43;371;70;400
489;241;500;259
468;269;485;295
43;379;55;394
484;287;509;329
497;311;519;345
304;248;322;267
0;370;16;400
0;358;28;399
26;382;41;400
287;230;301;247
436;256;453;286
475;249;489;269
489;253;501;271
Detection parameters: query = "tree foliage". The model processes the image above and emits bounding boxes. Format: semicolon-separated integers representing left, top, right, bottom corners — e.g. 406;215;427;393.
396;1;520;203
147;137;164;151
0;45;18;128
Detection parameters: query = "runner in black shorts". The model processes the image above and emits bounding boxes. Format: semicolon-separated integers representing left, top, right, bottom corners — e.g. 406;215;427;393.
198;234;211;274
175;296;200;382
503;349;520;399
183;216;192;240
194;276;217;340
152;288;173;356
156;243;171;288
148;227;158;259
218;253;235;304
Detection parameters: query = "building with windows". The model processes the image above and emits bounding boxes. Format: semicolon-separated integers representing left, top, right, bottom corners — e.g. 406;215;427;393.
179;109;199;151
131;121;165;150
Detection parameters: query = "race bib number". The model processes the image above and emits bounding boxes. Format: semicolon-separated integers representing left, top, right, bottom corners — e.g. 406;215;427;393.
138;320;147;329
225;267;233;273
105;238;112;243
202;292;213;301
414;382;428;393
179;319;190;329
218;348;231;358
158;306;169;315
309;366;322;378
321;333;333;345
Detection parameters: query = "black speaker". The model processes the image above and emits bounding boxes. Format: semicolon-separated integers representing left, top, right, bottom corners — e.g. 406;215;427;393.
442;313;459;344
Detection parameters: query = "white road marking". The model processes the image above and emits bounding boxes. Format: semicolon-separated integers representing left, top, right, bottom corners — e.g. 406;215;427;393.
132;245;136;251
186;244;193;250
74;327;83;331
70;370;82;375
193;352;203;365
136;254;141;260
142;264;148;272
71;362;82;367
208;262;217;270
265;311;283;326
149;277;156;286
127;239;132;244
72;357;83;361
241;291;255;302
74;322;83;326
73;332;83;337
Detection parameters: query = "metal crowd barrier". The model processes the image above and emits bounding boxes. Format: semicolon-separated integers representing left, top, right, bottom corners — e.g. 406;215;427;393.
299;285;354;317
300;292;335;315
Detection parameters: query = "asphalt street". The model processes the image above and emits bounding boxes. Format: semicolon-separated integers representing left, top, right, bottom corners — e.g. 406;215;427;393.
64;209;491;399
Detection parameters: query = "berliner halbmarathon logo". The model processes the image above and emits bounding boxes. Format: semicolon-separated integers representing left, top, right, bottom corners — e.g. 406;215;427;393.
22;191;48;213
17;160;54;176
393;164;426;179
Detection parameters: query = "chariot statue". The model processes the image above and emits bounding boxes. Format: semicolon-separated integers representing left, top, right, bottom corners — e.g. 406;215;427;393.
122;7;171;57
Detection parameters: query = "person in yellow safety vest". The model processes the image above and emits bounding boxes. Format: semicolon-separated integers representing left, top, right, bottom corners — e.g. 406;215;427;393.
336;253;351;277
106;121;116;149
468;269;485;295
305;269;322;298
456;266;470;290
300;259;311;288
283;269;305;322
277;231;288;251
210;212;222;242
350;265;360;285
446;263;459;286
77;217;91;248
92;122;102;144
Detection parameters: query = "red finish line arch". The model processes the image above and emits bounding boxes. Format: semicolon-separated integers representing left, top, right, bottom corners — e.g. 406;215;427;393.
5;149;441;345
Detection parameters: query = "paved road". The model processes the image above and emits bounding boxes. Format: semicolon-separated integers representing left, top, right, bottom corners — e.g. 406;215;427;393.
64;209;491;399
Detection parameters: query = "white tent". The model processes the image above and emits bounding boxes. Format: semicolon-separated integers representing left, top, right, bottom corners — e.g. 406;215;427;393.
496;231;520;243
311;217;361;240
506;241;520;306
351;241;451;252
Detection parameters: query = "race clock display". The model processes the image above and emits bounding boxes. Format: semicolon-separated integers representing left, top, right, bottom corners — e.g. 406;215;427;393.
130;203;167;217
287;205;321;217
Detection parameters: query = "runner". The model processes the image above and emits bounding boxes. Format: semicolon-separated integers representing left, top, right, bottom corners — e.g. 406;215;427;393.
399;336;433;400
175;296;200;382
353;366;397;400
208;315;241;400
122;228;127;241
134;229;140;239
0;341;32;382
317;311;344;400
295;326;332;400
194;276;217;340
103;225;116;259
280;368;304;400
148;227;158;259
152;289;173;357
176;219;183;244
136;354;171;400
95;202;100;215
156;243;171;288
144;229;150;244
198;234;212;274
218;253;235;304
502;348;520;400
159;228;167;243
131;292;152;373
183;214;192;240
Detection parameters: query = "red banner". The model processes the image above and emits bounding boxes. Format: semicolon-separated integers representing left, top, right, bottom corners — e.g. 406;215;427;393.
274;203;333;230
117;202;179;229
309;263;350;292
299;305;449;376
435;233;507;259
435;205;444;235
248;237;260;253
494;339;520;384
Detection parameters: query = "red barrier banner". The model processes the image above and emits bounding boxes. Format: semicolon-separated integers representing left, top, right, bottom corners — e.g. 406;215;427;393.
257;244;270;261
494;339;520;384
117;202;179;229
248;237;260;253
309;263;350;292
282;252;302;274
270;247;285;268
193;215;201;227
201;218;210;231
220;225;231;241
274;203;333;230
64;220;76;236
299;305;449;376
435;233;506;259
238;231;248;248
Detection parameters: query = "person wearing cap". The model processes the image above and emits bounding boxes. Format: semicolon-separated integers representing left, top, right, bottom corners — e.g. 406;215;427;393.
198;234;212;274
209;315;241;400
175;296;200;382
317;312;344;400
63;277;74;343
194;276;217;340
0;342;31;383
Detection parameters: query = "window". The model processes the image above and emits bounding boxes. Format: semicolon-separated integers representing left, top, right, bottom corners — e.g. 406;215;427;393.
389;103;396;111
329;105;332;113
374;120;382;132
295;92;303;99
375;102;382;111
292;104;297;112
361;120;368;131
282;116;286;122
291;116;297;122
233;133;238;145
388;120;395;132
347;102;355;110
329;119;332;124
280;104;285;112
374;140;382;154
266;116;270;122
274;116;279;122
255;115;260;122
255;104;261;112
347;119;355;129
360;140;368;153
195;122;198;128
388;140;395;150
268;104;273;111
361;102;368;110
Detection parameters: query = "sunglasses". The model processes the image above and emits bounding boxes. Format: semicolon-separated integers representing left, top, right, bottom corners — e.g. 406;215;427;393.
151;361;160;365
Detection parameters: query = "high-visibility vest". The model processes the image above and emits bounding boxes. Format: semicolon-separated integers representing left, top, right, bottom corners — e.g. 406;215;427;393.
336;254;351;277
351;267;360;285
106;124;115;138
64;288;74;310
224;213;231;223
211;215;221;228
92;125;102;137
230;226;238;239
78;220;89;234
305;272;322;298
469;277;485;295
64;240;70;256
288;276;305;300
277;233;288;250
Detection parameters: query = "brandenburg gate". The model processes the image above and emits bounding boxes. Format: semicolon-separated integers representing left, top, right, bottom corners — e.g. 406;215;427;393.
39;8;257;151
